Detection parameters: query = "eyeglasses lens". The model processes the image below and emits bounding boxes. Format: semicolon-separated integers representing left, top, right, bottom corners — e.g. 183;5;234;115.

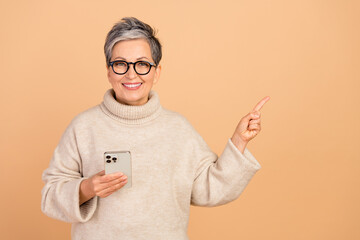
113;61;128;74
135;62;151;74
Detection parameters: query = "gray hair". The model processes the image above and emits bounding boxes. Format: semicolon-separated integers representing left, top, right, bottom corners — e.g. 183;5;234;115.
104;17;162;67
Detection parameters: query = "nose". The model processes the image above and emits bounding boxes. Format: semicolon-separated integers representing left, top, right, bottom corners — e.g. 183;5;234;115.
125;63;137;79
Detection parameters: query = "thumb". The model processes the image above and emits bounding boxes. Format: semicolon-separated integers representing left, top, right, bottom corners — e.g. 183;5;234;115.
242;111;259;123
97;170;106;176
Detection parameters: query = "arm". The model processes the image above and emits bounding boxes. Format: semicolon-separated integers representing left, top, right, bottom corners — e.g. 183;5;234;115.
190;96;270;207
41;122;97;223
190;135;261;207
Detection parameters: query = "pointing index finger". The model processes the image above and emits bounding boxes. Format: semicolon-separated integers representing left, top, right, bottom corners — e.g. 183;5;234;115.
253;96;270;111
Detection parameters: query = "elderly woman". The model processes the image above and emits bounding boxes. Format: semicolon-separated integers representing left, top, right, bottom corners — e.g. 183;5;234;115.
41;17;270;240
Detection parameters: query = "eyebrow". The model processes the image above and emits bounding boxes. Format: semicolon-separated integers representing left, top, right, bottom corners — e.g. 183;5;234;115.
113;56;150;61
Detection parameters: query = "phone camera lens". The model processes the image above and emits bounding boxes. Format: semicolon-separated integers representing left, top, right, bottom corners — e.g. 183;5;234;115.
106;155;111;159
106;160;111;163
112;157;117;161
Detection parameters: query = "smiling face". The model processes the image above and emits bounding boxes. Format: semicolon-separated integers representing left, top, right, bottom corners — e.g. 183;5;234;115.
107;38;161;106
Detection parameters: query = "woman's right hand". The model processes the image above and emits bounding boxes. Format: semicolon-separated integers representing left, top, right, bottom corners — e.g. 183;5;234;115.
79;170;127;205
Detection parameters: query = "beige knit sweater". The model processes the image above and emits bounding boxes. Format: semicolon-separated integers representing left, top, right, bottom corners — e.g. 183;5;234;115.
41;89;262;240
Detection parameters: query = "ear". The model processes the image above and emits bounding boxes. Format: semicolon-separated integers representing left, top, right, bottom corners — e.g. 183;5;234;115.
153;64;161;85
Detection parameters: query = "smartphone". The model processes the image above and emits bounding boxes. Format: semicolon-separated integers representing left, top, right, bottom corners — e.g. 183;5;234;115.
104;151;132;188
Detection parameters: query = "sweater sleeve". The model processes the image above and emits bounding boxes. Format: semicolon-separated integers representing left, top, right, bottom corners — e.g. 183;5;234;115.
41;121;97;223
190;135;261;207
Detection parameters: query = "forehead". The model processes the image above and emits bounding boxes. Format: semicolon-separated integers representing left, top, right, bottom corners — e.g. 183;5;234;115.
112;39;152;60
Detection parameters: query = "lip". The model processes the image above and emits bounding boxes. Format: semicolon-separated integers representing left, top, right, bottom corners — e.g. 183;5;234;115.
122;82;143;90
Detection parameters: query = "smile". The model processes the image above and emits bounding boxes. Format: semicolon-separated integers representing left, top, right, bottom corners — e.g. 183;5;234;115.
122;83;142;90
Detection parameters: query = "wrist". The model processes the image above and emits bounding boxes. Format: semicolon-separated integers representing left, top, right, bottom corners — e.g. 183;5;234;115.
79;178;95;205
231;134;248;154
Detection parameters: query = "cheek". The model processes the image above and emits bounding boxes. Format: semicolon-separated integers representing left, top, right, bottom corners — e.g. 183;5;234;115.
108;72;124;83
141;72;156;83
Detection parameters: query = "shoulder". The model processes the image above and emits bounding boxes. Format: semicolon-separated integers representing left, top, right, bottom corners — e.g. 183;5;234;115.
161;107;192;126
53;104;101;145
65;104;102;131
160;107;200;136
160;107;211;150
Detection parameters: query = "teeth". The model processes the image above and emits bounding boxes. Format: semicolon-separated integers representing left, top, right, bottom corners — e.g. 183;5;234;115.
123;83;142;88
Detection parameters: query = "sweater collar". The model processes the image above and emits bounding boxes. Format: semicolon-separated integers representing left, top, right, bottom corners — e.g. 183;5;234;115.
100;88;162;125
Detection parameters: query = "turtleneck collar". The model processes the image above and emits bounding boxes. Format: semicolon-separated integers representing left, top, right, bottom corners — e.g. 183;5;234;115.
100;88;163;125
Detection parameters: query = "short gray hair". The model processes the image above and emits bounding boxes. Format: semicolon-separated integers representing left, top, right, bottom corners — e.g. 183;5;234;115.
104;17;162;67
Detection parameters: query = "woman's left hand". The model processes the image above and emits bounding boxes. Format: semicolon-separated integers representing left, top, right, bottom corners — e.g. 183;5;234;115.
231;96;270;152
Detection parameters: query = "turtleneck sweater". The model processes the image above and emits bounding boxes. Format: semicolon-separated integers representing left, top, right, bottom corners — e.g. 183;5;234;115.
41;89;262;240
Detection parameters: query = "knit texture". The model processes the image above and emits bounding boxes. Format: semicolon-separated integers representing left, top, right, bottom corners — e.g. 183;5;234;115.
41;89;262;240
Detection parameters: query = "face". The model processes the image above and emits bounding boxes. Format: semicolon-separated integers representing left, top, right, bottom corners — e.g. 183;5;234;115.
107;38;161;106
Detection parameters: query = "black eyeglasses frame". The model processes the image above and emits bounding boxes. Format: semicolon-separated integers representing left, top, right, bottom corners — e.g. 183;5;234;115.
109;60;156;75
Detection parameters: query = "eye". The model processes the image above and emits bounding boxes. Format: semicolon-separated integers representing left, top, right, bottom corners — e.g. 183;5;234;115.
138;61;150;67
114;61;127;67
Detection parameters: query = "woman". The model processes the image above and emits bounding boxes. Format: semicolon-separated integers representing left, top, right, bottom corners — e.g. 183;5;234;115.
41;17;270;240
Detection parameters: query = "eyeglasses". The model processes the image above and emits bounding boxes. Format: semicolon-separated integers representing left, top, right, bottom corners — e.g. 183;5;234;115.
109;60;156;75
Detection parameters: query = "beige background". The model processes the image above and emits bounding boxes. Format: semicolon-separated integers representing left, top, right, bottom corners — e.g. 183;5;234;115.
1;0;359;239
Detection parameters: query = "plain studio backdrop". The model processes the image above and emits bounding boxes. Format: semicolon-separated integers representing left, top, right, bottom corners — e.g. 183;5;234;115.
1;0;359;239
